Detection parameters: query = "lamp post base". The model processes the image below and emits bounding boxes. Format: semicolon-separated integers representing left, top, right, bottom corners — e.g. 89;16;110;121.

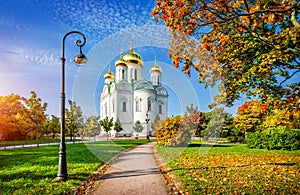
57;147;68;181
57;174;68;181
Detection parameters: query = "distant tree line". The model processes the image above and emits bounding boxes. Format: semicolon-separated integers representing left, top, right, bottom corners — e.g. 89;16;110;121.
155;100;300;147
0;91;47;141
0;92;104;141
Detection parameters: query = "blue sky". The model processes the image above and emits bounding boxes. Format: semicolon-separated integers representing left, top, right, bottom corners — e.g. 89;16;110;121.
0;0;242;117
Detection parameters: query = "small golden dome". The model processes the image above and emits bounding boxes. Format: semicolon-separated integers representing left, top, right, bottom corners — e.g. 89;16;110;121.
123;47;143;65
115;56;128;67
104;70;115;80
150;57;162;73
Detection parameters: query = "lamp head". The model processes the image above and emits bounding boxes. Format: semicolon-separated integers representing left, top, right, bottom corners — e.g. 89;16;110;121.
74;52;87;65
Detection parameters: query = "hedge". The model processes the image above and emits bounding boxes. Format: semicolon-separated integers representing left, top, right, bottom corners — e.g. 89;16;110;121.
246;128;300;150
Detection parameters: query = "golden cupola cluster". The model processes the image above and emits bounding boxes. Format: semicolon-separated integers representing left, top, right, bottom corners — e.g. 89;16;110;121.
122;47;143;65
105;45;147;81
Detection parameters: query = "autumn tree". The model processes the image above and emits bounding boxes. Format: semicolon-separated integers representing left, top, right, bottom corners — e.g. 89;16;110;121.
0;92;48;141
156;116;191;146
65;100;84;141
183;104;204;137
0;94;25;140
85;116;101;140
260;86;300;130
152;0;300;106
22;91;48;146
234;100;269;133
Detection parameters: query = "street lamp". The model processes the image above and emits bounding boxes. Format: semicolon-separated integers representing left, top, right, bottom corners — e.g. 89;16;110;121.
145;113;150;141
57;31;87;181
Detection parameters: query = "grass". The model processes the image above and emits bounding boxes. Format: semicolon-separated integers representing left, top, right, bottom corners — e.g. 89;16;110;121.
0;139;148;194
0;137;84;147
157;141;300;194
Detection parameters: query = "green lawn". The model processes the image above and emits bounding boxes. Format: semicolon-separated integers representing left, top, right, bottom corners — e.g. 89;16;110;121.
157;141;300;194
0;138;83;147
0;139;148;194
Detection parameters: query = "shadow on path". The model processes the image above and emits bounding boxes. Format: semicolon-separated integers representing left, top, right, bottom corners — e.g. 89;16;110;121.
101;168;161;180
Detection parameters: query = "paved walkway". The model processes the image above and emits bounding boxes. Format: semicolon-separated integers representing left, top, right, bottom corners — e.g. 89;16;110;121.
89;142;169;195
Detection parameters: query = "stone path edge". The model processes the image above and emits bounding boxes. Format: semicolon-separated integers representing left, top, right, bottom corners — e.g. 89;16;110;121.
67;143;144;195
152;144;189;195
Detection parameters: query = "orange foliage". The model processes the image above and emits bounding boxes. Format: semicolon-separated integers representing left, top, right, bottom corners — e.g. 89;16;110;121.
152;0;300;107
237;100;268;116
0;92;47;141
234;100;269;133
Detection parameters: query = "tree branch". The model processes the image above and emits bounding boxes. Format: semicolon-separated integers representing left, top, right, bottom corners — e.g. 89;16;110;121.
242;25;277;49
243;0;253;27
280;69;300;85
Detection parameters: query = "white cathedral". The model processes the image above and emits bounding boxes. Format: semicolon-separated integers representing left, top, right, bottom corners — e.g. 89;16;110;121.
100;46;168;136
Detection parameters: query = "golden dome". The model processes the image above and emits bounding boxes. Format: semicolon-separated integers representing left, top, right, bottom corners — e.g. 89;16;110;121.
115;56;128;67
104;70;115;80
150;57;162;73
122;47;143;65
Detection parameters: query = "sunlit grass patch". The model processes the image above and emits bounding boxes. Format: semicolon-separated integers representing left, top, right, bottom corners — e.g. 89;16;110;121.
0;139;148;194
157;141;300;194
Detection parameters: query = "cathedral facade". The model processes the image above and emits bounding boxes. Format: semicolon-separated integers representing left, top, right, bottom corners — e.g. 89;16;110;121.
100;47;168;136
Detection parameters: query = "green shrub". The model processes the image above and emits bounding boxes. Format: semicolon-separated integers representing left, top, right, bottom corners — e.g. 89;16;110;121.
246;128;300;150
155;116;191;146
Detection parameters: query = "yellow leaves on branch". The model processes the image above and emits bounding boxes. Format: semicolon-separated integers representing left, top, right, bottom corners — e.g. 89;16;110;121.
172;55;181;68
231;0;244;8
240;16;250;26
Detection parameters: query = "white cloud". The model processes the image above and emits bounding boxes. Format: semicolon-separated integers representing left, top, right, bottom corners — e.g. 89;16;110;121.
0;42;61;74
48;0;157;45
0;17;29;33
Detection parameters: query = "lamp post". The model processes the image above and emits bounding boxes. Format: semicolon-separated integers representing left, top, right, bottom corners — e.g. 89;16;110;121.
145;113;150;141
57;31;87;181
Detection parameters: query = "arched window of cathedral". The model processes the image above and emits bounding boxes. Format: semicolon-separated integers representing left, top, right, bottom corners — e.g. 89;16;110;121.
122;69;125;80
134;69;137;81
147;99;151;111
157;75;160;85
105;103;108;115
122;101;127;112
159;104;162;114
136;98;141;112
112;100;115;113
135;100;139;112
